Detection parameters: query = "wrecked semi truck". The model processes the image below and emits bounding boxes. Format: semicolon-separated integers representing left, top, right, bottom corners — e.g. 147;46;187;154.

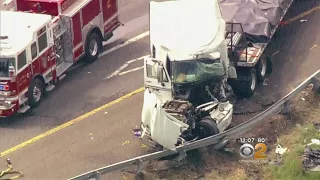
140;0;294;150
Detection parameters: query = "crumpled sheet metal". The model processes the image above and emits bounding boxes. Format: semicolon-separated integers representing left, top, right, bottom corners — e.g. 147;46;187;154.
303;147;320;171
219;0;293;42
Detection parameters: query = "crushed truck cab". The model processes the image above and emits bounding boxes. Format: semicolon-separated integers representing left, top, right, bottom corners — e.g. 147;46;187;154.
141;89;233;150
140;0;235;150
140;0;293;150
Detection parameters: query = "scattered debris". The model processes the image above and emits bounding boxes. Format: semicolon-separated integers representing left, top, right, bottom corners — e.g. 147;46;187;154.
152;160;184;171
223;148;235;153
141;144;148;148
89;133;93;136
313;122;320;131
122;141;130;145
269;154;282;166
300;19;307;22
307;139;320;146
88;72;91;73
104;112;108;114
296;124;301;127
272;50;280;56
0;159;23;179
263;79;268;86
310;44;318;49
133;128;142;138
301;97;305;101
275;145;287;155
302;147;320;171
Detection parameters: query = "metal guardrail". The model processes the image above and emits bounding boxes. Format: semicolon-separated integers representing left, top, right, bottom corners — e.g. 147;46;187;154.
69;70;320;180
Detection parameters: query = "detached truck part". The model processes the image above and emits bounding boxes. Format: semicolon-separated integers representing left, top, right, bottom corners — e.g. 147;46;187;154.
0;0;121;117
140;0;294;150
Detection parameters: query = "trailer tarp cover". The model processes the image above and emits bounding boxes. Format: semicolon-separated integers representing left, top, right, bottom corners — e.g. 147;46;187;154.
219;0;293;41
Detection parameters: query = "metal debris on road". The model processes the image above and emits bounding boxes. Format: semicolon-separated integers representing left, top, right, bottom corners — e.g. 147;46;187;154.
302;147;320;171
263;79;268;86
133;127;141;138
141;144;148;148
310;44;318;49
272;50;280;56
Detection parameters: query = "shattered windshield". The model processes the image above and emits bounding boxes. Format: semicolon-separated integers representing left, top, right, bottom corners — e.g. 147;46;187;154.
0;58;15;77
171;59;226;83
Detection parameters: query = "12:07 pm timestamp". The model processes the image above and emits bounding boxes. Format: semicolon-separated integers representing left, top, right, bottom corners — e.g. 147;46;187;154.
238;137;268;143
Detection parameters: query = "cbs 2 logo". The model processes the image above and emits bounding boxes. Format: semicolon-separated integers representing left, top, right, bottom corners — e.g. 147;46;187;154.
239;143;267;159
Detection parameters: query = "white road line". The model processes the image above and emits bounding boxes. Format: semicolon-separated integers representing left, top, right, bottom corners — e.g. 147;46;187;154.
99;31;149;58
104;55;148;80
118;66;144;76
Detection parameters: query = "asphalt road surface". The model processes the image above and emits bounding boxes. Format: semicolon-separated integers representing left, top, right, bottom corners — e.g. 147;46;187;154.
0;0;149;151
0;1;320;179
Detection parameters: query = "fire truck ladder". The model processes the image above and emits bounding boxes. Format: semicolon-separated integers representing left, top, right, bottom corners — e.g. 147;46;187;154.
68;70;320;180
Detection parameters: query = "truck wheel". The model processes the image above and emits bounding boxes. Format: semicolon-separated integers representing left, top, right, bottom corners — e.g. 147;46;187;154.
199;116;220;139
84;32;102;63
256;56;267;81
28;78;44;108
237;68;257;98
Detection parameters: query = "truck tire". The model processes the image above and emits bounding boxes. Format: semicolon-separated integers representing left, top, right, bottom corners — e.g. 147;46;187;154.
199;116;220;139
28;78;44;108
233;68;257;98
84;32;102;63
256;56;268;81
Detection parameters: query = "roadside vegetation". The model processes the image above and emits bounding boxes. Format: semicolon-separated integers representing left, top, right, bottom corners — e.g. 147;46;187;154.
122;85;320;180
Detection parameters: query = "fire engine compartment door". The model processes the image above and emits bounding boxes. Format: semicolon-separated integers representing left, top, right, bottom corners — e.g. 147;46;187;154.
53;15;73;63
102;0;118;23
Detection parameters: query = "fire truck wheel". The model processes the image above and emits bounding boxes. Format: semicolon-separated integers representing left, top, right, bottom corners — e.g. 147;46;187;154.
199;116;220;138
84;32;102;63
28;78;44;108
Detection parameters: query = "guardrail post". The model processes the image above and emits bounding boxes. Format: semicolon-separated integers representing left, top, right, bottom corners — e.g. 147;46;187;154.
134;159;146;180
280;100;291;115
176;149;187;162
94;171;101;180
311;77;320;94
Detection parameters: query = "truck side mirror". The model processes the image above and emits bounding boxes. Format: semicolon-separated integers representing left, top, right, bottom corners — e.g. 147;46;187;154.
157;65;164;83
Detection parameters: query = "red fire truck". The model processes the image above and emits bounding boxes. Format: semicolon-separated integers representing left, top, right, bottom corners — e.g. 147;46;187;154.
0;0;121;117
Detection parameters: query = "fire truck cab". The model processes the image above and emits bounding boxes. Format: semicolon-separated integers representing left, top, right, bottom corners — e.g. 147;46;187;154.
0;11;54;116
0;0;121;117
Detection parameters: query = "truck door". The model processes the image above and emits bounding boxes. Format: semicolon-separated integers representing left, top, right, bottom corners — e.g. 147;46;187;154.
30;41;40;76
144;58;172;102
16;49;32;95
